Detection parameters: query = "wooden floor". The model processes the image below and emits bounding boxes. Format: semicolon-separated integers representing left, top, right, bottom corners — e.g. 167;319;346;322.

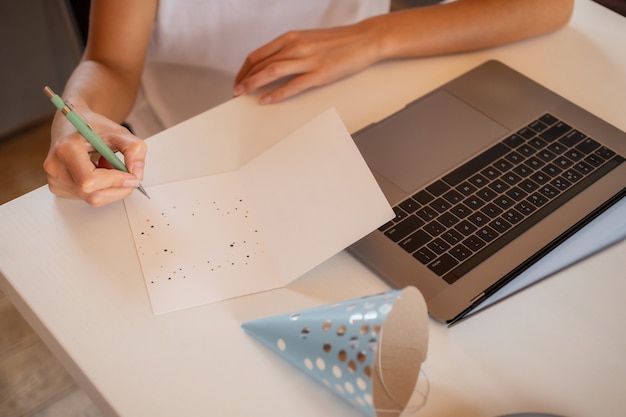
0;119;102;417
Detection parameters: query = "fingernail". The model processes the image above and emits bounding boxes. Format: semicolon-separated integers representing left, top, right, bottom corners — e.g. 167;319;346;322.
123;179;139;188
233;84;244;96
259;95;273;104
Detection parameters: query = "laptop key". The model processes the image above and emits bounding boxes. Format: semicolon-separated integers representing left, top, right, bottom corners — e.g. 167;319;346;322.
576;138;601;154
455;220;477;236
476;187;498;202
528;193;548;207
428;254;459;276
450;244;472;261
442;229;464;245
564;149;584;162
463;235;486;251
391;206;407;222
469;173;489;188
428;238;451;255
489;218;512;233
547;142;567;154
378;220;394;232
412;190;434;205
573;161;594;175
584;154;604;167
542;164;562;178
477;226;498;242
504;207;526;222
513;202;535;217
539;113;558;125
481;166;501;180
517;144;536;157
505;151;525;165
443;189;464;204
456;182;477;196
504;133;525;148
540;121;572;142
399;229;431;253
413;247;436;265
506;187;527;201
539;184;559;199
560;130;586;147
416;206;439;222
438;212;460;227
501;172;522;186
529;120;548;132
595;147;616;159
426;180;451;197
450;202;472;219
550;177;571;191
562;169;582;182
529;137;548;150
513;164;533;177
554;156;574;169
519;179;540;192
481;203;503;218
430;197;451;213
424;220;446;237
384;215;425;242
517;127;535;139
442;142;509;186
398;197;420;213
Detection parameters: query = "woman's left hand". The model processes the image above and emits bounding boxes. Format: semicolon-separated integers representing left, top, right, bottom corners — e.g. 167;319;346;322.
233;21;383;104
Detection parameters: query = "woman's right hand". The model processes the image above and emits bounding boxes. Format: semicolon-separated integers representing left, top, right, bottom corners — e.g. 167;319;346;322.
44;105;147;207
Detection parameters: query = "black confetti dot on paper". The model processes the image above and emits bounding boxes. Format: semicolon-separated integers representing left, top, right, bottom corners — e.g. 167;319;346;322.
136;195;269;285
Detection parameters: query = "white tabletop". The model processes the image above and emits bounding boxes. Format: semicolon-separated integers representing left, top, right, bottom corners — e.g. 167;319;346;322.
2;1;626;416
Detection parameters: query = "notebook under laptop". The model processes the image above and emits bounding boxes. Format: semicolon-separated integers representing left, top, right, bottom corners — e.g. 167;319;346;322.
348;60;626;324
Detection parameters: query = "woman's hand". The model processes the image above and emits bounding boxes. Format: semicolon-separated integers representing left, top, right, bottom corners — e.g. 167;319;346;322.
233;20;384;104
234;0;574;105
44;104;147;207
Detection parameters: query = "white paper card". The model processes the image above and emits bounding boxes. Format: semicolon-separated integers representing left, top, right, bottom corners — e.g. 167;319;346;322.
124;108;393;314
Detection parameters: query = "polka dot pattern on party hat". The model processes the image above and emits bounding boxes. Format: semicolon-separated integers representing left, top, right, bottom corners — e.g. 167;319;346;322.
242;291;401;417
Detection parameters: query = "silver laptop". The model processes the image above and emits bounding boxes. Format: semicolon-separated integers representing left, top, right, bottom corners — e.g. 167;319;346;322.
348;60;626;324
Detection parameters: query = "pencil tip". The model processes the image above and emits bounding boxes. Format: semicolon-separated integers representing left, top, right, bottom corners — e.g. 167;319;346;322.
136;183;150;199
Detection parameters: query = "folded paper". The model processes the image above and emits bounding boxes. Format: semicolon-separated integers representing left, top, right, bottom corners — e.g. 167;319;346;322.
124;108;394;314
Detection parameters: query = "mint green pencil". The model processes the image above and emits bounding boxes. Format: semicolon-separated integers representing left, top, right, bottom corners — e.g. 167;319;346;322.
43;86;150;199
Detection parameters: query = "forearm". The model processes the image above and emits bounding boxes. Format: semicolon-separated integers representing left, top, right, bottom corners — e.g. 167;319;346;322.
53;0;156;135
50;61;138;147
60;59;140;125
368;0;574;61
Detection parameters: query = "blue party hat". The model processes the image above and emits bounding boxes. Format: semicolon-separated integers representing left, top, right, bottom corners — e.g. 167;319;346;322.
242;287;429;416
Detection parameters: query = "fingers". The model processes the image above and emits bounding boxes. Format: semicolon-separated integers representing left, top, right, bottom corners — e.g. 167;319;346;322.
109;129;147;181
235;34;289;85
234;30;323;98
234;25;378;104
260;72;327;104
45;119;148;207
236;57;322;102
47;165;137;207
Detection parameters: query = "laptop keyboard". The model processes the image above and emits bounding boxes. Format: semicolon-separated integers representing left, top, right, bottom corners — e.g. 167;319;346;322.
379;113;625;285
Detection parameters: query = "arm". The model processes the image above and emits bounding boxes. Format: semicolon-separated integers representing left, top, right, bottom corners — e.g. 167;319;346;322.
44;0;157;207
234;0;574;104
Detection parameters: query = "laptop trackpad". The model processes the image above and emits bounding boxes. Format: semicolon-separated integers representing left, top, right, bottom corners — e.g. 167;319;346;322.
354;89;509;194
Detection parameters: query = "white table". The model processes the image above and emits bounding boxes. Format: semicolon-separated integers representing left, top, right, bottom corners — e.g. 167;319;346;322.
2;1;625;416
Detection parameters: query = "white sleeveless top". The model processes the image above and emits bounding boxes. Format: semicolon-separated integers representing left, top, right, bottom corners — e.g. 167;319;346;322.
128;0;390;137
